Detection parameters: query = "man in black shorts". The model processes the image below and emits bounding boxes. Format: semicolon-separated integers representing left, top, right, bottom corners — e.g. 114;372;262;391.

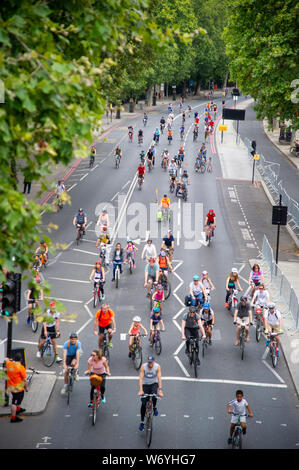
181;307;206;361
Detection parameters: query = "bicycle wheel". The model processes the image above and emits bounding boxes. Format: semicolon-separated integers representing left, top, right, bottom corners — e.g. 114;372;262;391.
67;374;73;406
240;333;245;360
145;410;153;448
133;346;142;370
42;341;56;367
271;344;278;368
162;278;171;299
103;343;110;364
200;163;206;174
76;230;80;245
31;313;38;333
193;349;198;378
93;288;98;308
154;336;162;356
129;259;133;274
115;267;119;288
232;428;242;449
255;318;261;342
202;338;206;357
92;390;98;425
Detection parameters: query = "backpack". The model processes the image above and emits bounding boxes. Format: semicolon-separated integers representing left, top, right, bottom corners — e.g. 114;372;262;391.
184;295;192;306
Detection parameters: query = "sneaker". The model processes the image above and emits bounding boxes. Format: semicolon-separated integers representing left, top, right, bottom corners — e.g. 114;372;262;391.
108;342;113;348
16;408;26;414
75;373;80;382
36;350;41;358
26;317;30;325
111;278;115;282
61;386;67;395
225;302;229;308
56;355;62;363
153;408;158;417
11;416;23;423
197;358;201;366
242;428;247;435
139;422;144;431
101;294;105;300
128;352;131;358
146;293;150;298
227;437;232;445
101;396;106;404
88;402;93;408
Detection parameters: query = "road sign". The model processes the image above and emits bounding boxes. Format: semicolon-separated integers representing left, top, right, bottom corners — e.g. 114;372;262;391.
253;154;260;160
219;125;227;131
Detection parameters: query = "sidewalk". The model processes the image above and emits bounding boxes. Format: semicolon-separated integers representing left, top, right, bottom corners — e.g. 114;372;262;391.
215;99;299;398
262;119;299;170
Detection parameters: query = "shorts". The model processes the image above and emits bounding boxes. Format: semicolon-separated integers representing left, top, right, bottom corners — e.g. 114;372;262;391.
148;275;157;283
236;317;249;326
41;326;56;339
11;390;24;406
66;355;76;366
231;414;246;424
268;324;280;333
98;323;113;334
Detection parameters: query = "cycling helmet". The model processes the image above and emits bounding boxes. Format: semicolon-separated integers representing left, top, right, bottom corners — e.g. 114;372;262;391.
133;316;141;322
240;296;248;302
79;208;83;212
203;302;210;309
160;251;166;256
157;284;163;290
164;194;168;198
70;332;78;338
232;268;238;274
267;302;275;309
202;271;208;275
35;276;41;283
153;307;160;313
189;306;196;312
193;275;200;281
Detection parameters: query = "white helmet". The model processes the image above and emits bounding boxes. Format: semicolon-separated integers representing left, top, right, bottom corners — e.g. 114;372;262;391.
232;268;238;274
133;316;141;322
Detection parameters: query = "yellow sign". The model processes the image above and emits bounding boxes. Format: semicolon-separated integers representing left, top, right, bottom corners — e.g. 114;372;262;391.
254;154;260;160
219;125;227;131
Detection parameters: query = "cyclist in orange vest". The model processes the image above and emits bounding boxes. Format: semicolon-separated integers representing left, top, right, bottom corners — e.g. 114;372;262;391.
158;250;173;282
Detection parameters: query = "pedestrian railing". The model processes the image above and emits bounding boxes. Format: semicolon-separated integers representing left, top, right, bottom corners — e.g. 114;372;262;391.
260;235;299;332
244;138;299;240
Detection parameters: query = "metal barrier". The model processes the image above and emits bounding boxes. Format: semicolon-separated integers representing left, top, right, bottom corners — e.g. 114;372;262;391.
261;235;299;332
244;138;299;239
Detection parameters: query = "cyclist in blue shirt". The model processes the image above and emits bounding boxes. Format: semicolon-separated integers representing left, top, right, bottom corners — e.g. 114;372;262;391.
61;332;81;395
73;208;87;234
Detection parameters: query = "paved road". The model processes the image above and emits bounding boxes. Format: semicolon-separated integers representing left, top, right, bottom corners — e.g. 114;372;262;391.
1;97;299;450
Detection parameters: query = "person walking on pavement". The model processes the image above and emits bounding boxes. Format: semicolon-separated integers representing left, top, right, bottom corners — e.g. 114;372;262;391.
4;353;28;423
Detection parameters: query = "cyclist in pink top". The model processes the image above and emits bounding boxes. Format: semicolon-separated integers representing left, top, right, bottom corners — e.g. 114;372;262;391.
152;284;165;314
84;349;110;406
124;240;138;268
128;316;148;358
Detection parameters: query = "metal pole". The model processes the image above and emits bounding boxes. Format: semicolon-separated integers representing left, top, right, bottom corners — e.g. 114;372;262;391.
252;159;256;184
236;120;239;143
275;194;282;274
4;319;13;406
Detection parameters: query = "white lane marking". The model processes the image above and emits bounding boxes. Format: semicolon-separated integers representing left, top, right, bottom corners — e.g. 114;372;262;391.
121;180;131;190
173;340;185;356
60;261;95;268
72;248;98;256
111;191;119;202
262;360;286;384
44;296;83;303
48;277;90;284
67;183;78;192
173;356;191;378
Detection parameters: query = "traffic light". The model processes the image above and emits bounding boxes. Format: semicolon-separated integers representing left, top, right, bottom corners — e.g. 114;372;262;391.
251;140;257;157
1;273;21;317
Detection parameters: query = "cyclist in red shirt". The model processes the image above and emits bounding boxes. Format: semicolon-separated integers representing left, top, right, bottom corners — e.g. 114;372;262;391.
205;210;216;237
137;163;145;183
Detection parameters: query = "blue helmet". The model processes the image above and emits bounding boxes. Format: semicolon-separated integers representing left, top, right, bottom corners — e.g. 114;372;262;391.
193;275;200;281
153;307;160;313
203;302;210;310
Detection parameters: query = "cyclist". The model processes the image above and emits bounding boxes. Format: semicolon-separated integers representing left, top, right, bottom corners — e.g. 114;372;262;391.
137;161;146;185
26;276;43;325
157;250;173;281
95;227;110;249
56;180;66;206
181;306;206;357
167;128;173;143
227;390;253;445
138;128;143;144
143;112;148;126
138;356;163;431
144;258;160;298
97;208;109;234
61;332;81;395
193;125;199;140
161;229;175;263
181;169;190;189
161;149;170;168
141;239;157;262
200;271;215;300
153;128;160;143
128;316;148;358
225;268;242;307
199;143;207;161
199;302;215;344
169;158;177;177
160;194;170;220
248;263;264;298
128;126;134;142
35;240;49;264
124;239;138;268
180;124;185;139
182;111;186;123
189;275;207;308
36;301;62;362
264;303;283;350
85;349;111;406
4;352;28;423
204;209;216;239
187;104;192;117
233;296;253;346
204;124;210;141
177;145;185;164
250;283;270;319
94;303;116;349
160;116;166;133
114;145;122;162
73;208;87;235
146;147;154;170
149;308;165;347
152;283;165;313
89;260;106;300
111;242;124;281
139;149;146;165
168;103;173;113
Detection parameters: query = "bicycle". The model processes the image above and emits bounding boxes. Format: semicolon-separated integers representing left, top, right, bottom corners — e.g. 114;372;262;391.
226;288;239;313
195;158;206;174
115;154;121;169
89;373;107;425
126;253;134;274
167;135;172;145
89;154;95;168
186;336;200;378
205;224;213;246
76;224;84;245
128;132;133;143
41;335;56;367
137;175;144;190
28;301;39;333
141;393;161;448
138;136;143;145
238;324;247;360
114;263;121;288
93;280;104;308
193;131;198;142
38;252;48;270
231;413;248;449
54;193;64;210
254;305;264;342
26;367;39;387
267;331;282;368
100;329;110;363
160;271;171;300
129;334;147;370
201;323;211;357
151;328;163;356
66;366;77;406
169;178;175;193
161;159;168;171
